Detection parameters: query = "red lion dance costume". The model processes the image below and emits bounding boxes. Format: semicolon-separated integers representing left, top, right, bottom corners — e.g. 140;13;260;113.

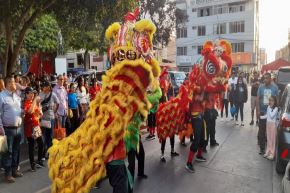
156;40;232;141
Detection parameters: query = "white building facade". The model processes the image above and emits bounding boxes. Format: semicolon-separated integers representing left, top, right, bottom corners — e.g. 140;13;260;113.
176;0;259;72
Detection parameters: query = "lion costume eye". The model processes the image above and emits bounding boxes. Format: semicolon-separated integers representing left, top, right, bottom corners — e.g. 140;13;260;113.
206;61;216;75
116;50;126;61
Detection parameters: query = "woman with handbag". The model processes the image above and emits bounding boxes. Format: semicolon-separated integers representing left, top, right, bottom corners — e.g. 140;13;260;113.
23;87;44;171
233;76;248;126
39;81;59;158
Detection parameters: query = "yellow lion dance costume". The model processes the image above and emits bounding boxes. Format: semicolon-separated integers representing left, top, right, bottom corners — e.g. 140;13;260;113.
48;9;160;193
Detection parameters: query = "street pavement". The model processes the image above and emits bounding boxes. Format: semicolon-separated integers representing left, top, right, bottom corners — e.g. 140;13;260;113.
0;96;284;193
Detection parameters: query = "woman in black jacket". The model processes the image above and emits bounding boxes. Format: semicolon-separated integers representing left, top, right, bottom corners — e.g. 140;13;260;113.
233;76;248;126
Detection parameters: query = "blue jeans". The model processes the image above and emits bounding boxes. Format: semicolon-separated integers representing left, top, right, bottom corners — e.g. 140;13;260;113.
58;116;66;128
3;127;22;176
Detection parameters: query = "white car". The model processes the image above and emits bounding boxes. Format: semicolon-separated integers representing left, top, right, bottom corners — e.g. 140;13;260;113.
282;162;290;193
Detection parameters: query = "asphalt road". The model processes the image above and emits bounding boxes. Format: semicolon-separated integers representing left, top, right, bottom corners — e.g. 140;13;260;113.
0;97;284;193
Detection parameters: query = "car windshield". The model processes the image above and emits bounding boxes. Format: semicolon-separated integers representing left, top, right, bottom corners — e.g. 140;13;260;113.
278;71;290;83
173;72;186;80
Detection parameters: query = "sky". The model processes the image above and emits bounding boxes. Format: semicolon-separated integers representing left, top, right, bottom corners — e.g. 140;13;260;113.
260;0;290;62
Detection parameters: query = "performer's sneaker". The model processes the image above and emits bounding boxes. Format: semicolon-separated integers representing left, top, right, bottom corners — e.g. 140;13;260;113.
185;163;195;173
210;142;219;147
145;134;155;141
36;161;45;168
138;174;148;179
249;120;254;125
180;142;187;146
171;152;179;157
160;156;166;163
196;156;207;162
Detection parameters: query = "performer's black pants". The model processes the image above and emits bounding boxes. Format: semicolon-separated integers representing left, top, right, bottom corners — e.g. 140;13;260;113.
204;109;217;147
189;116;205;152
128;140;145;180
106;163;129;193
161;136;175;154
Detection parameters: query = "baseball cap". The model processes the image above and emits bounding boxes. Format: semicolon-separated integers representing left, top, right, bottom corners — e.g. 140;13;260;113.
41;81;51;87
25;87;36;94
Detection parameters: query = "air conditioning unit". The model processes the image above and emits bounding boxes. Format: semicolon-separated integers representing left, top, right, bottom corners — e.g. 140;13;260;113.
192;26;197;30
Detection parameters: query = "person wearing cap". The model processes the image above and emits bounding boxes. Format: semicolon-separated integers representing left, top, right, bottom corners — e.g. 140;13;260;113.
53;75;68;128
0;76;23;183
39;81;59;157
23;87;45;171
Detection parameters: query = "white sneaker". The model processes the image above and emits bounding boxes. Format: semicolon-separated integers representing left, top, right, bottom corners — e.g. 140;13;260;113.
267;154;274;160
235;120;239;125
263;153;269;158
241;122;244;126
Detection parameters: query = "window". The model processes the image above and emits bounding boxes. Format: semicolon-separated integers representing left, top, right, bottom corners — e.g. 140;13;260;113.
229;21;245;33
214;5;228;14
68;63;74;68
197;7;212;17
177;47;187;56
231;42;245;52
197;26;206;36
197;46;203;54
229;3;245;13
177;28;187;38
213;23;227;34
77;54;84;66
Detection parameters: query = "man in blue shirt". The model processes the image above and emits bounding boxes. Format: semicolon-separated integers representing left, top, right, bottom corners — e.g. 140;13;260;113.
256;72;278;155
0;76;23;183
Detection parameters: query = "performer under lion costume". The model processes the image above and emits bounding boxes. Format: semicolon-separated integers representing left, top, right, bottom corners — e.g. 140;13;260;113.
47;9;160;193
156;40;232;141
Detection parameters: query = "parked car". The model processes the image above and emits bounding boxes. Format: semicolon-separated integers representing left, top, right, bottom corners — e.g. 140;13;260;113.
277;67;290;101
74;69;105;86
282;162;290;193
276;84;290;174
168;71;186;97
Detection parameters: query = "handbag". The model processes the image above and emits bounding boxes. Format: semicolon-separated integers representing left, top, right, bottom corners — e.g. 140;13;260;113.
68;109;73;119
40;119;51;128
230;106;237;117
0;135;8;153
41;92;52;112
32;126;42;139
54;119;66;140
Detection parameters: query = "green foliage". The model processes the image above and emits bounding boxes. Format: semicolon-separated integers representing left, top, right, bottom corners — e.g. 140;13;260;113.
23;14;59;53
55;0;138;53
140;0;176;48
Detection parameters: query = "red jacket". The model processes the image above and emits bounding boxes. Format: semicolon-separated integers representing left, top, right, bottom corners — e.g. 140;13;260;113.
89;86;101;101
23;100;41;138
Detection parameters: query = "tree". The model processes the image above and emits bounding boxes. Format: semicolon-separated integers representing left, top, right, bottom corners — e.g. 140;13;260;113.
23;14;59;54
0;0;58;76
0;0;96;76
140;0;176;48
56;0;138;70
0;0;139;75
